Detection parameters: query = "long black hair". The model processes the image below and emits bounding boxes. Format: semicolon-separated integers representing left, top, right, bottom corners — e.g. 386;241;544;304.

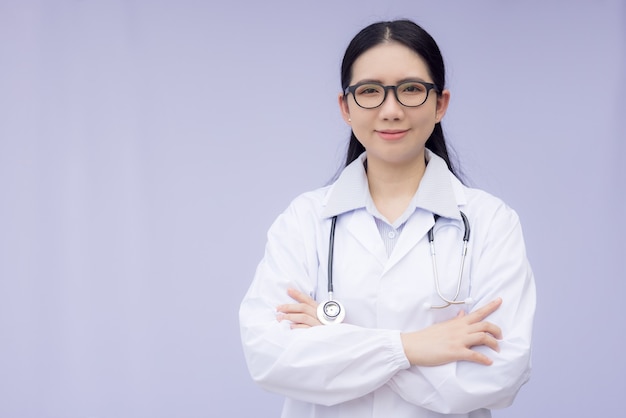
340;19;460;177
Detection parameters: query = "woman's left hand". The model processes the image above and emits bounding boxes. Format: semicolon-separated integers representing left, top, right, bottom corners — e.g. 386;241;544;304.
276;288;323;328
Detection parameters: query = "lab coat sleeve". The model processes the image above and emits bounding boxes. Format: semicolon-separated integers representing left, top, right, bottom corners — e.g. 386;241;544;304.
386;202;536;414
239;196;411;406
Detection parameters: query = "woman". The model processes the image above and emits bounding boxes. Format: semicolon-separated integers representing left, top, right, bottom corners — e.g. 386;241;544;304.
239;19;535;418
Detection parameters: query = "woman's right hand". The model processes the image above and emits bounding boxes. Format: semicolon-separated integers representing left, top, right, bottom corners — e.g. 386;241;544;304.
276;288;323;329
400;298;503;366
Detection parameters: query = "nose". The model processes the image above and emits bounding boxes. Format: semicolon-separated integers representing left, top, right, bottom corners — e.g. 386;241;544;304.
378;87;404;119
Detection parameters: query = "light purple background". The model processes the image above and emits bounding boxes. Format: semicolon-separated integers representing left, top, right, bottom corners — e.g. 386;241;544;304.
1;0;625;417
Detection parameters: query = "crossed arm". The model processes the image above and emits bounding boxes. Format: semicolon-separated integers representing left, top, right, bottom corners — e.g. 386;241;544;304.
277;287;503;367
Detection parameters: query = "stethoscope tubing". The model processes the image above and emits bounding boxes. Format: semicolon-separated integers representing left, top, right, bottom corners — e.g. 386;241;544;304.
428;212;470;309
327;215;337;299
319;211;471;324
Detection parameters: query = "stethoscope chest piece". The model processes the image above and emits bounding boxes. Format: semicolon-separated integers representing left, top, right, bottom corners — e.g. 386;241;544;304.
317;299;345;325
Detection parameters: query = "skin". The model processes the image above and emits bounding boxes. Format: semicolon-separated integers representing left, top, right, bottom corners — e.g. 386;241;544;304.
339;41;450;223
276;41;502;367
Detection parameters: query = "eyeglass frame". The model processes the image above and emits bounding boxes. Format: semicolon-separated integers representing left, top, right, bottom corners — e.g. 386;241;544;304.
343;80;440;109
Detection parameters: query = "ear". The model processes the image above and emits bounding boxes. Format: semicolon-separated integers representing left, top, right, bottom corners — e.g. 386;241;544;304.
338;93;351;125
435;89;451;123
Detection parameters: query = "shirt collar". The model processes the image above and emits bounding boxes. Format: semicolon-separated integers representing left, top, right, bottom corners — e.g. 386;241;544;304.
321;149;465;220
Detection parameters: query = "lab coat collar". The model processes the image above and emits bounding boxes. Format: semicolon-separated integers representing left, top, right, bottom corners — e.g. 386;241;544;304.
321;149;465;220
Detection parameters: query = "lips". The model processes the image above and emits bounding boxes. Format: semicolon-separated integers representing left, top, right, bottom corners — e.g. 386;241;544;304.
376;129;409;141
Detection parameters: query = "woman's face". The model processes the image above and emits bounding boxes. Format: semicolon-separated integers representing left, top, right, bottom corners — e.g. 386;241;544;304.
339;41;450;168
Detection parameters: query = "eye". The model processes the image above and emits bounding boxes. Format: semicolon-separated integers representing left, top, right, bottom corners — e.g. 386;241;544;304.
400;82;427;94
356;84;383;95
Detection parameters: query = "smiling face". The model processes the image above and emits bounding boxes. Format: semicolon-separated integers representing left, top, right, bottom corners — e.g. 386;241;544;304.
339;41;450;170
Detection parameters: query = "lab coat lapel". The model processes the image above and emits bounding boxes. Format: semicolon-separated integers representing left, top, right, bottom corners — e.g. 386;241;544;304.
345;210;387;266
385;210;434;273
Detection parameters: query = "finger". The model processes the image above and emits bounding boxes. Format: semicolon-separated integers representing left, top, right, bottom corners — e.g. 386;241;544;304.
277;302;317;318
278;314;312;328
287;288;318;307
466;298;502;323
469;321;503;340
463;348;494;366
280;312;321;327
468;320;502;340
467;331;500;353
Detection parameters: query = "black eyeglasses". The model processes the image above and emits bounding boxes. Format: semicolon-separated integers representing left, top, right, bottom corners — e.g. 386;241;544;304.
344;80;439;109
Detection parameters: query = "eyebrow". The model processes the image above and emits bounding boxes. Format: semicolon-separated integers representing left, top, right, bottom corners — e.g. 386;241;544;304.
352;77;432;85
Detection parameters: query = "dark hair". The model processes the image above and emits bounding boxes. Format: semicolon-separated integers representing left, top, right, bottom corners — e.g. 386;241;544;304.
340;19;461;177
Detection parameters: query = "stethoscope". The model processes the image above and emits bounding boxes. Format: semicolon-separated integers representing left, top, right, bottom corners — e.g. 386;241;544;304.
316;212;472;325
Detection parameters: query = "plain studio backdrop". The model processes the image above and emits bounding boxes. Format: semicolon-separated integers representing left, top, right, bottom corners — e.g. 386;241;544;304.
1;0;624;417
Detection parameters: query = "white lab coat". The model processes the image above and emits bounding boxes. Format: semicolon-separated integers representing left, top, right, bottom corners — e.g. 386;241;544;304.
239;150;536;418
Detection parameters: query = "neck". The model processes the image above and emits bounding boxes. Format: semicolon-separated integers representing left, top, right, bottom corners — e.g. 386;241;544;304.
366;154;427;223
